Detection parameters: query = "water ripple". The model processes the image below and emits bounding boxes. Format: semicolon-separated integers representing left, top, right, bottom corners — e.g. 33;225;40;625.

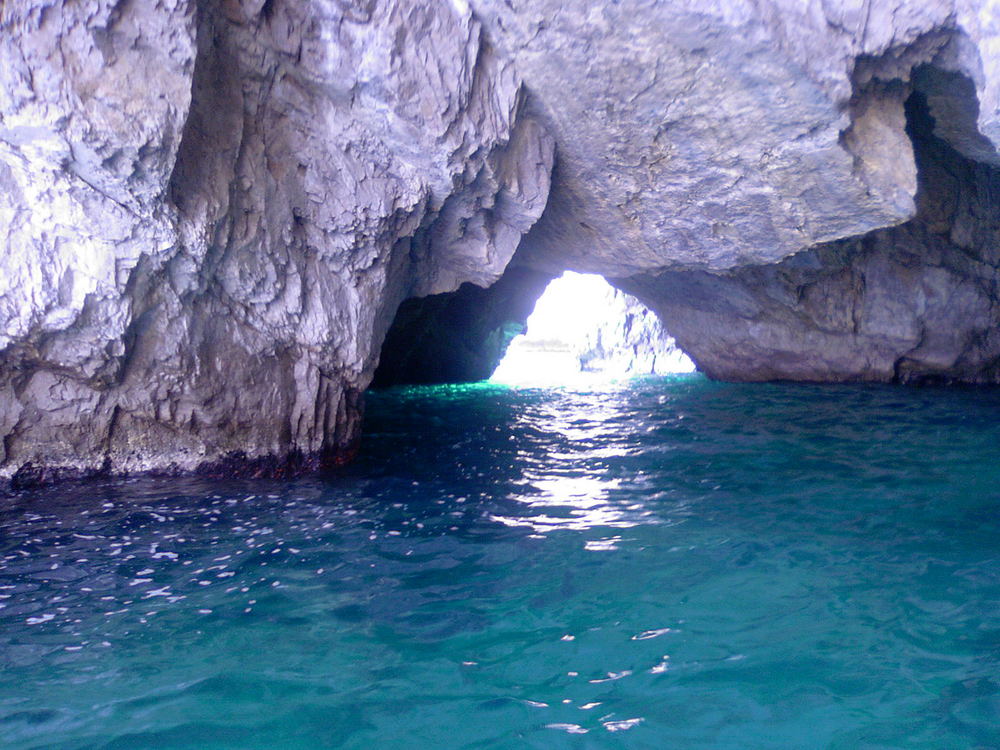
2;376;999;748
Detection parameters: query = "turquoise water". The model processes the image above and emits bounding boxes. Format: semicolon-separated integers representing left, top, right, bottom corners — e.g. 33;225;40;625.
2;375;999;749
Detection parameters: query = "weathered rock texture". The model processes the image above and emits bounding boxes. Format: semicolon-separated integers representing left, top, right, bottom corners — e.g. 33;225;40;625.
618;74;1000;383
0;0;552;485
3;0;1000;484
470;1;1000;275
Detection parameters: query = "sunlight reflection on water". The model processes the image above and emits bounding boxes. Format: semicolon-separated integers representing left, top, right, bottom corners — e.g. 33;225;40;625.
488;385;664;532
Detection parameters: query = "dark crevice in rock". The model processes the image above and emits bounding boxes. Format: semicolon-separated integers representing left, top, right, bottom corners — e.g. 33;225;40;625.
911;63;1000;166
372;265;554;387
259;0;279;24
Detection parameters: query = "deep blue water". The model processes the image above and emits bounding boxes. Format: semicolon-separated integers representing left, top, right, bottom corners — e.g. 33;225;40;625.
1;375;999;749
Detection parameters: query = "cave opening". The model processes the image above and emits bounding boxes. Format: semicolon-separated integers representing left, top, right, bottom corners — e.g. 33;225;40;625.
371;267;695;390
371;57;1000;393
489;271;695;386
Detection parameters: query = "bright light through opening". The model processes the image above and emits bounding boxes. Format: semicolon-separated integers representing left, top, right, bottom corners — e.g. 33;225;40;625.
490;272;695;386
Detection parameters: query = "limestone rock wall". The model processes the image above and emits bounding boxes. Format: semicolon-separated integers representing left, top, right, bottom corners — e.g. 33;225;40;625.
618;85;1000;383
0;0;553;486
4;0;1000;485
577;291;695;377
469;0;1000;276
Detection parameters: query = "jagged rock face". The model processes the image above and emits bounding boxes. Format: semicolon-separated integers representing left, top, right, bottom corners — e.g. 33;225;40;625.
618;83;1000;384
3;0;1000;484
372;2;1000;388
469;0;1000;276
0;0;552;485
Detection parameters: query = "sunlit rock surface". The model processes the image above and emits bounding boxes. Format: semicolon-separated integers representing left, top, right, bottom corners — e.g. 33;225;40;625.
576;289;695;378
4;0;1000;484
470;0;1000;276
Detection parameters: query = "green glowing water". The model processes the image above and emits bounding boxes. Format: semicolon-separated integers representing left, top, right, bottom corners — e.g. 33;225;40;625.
2;375;998;748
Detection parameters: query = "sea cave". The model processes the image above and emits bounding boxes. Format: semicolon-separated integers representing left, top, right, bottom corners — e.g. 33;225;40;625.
1;2;999;747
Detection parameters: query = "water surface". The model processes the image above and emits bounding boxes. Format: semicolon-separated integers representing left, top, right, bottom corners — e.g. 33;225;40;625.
2;375;999;748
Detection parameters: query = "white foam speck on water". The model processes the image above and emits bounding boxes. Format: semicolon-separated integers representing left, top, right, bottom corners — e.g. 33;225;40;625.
546;723;589;734
631;627;675;640
589;670;632;683
603;718;644;732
